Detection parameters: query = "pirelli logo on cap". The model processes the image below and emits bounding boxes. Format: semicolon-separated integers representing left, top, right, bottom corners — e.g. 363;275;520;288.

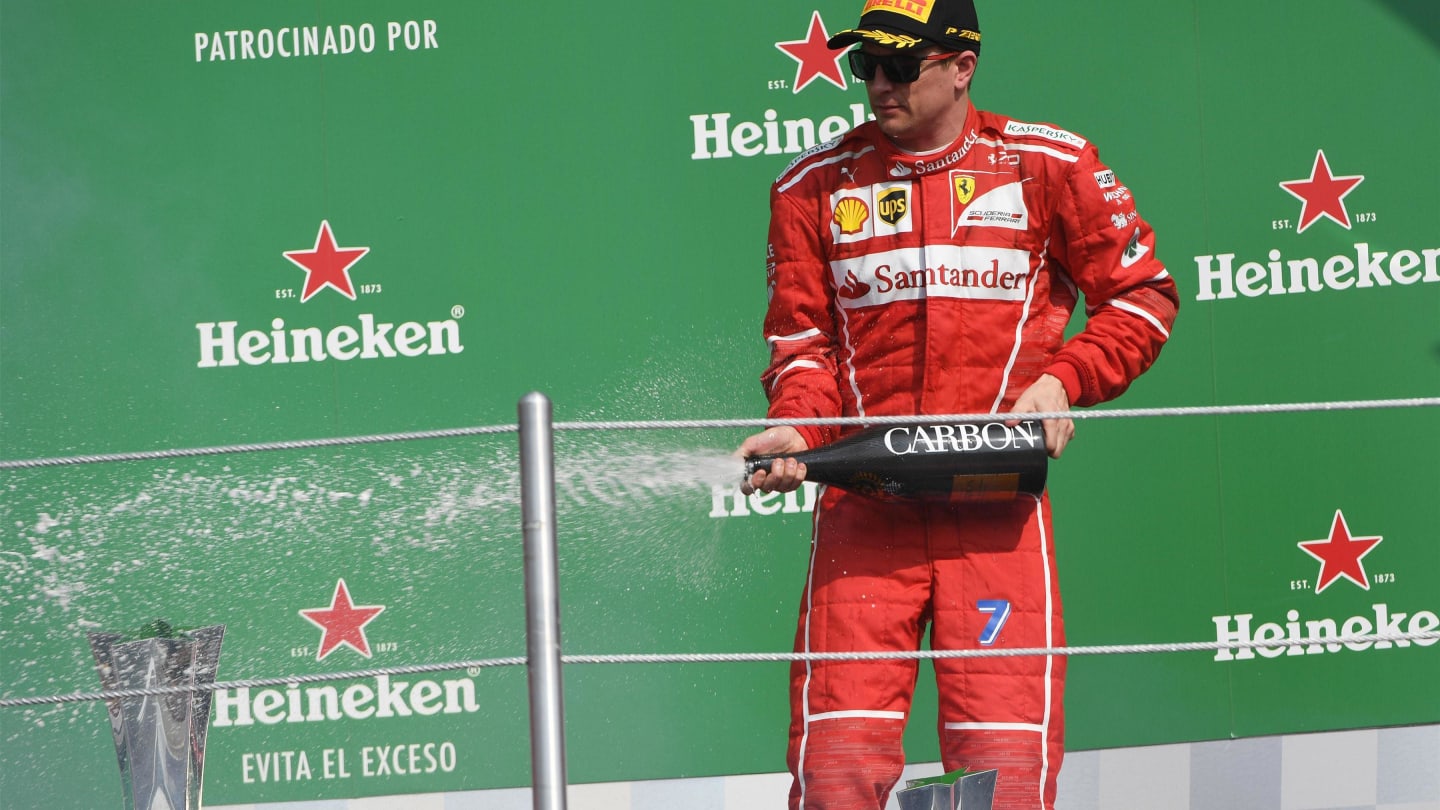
860;0;934;24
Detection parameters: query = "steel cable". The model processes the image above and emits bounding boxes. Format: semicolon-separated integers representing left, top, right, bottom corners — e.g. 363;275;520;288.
2;396;1437;470
3;630;1436;709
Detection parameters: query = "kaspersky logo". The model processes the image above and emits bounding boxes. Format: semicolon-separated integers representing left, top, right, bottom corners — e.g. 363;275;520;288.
196;220;466;367
1195;149;1439;301
691;10;871;160
1212;510;1437;662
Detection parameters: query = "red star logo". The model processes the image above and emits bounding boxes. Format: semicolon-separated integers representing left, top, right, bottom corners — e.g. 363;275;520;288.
299;579;386;660
1278;150;1364;234
283;220;370;302
1297;510;1382;594
775;11;849;94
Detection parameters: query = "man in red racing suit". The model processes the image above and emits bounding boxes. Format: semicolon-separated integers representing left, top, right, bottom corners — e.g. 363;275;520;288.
738;2;1179;808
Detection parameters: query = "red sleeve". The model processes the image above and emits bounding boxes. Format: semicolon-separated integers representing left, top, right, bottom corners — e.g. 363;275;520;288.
760;188;843;449
1044;147;1180;406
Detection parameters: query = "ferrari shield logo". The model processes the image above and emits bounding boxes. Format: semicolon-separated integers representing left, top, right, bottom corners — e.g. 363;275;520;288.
953;175;976;205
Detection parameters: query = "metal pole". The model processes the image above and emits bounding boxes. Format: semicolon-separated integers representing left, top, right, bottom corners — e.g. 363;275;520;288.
518;392;567;810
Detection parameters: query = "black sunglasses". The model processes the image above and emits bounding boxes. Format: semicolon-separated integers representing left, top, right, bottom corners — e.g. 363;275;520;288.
847;50;959;83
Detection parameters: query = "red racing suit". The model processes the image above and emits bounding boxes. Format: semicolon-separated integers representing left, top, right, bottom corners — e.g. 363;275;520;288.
763;104;1178;810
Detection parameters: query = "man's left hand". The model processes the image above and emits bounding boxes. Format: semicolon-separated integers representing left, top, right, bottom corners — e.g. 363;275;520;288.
1010;373;1074;458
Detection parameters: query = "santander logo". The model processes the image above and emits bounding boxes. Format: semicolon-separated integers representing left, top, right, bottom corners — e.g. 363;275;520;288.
831;245;1031;307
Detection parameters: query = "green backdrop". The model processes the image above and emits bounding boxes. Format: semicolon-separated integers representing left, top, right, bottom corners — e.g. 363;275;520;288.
2;0;1437;805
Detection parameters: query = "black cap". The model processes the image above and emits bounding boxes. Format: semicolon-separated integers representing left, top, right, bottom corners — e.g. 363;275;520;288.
827;0;982;52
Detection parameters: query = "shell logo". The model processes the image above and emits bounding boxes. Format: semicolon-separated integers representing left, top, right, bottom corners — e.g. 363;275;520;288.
833;197;870;235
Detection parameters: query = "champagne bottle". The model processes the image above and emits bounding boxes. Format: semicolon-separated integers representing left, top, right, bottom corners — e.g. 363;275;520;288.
744;419;1047;501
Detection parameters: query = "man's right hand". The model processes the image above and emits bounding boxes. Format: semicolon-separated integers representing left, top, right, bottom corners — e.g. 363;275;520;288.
737;426;809;494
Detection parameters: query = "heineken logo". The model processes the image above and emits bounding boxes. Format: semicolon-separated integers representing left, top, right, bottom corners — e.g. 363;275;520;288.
1211;511;1436;662
1297;510;1383;594
213;674;482;727
1195;242;1439;301
193;221;467;369
283;221;370;303
1278;149;1364;234
773;10;849;94
1196;150;1437;302
690;104;870;160
300;579;385;661
1213;603;1439;662
197;312;464;367
689;11;875;161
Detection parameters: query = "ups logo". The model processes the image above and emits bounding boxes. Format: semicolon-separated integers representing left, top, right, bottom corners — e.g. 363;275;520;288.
878;188;909;225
